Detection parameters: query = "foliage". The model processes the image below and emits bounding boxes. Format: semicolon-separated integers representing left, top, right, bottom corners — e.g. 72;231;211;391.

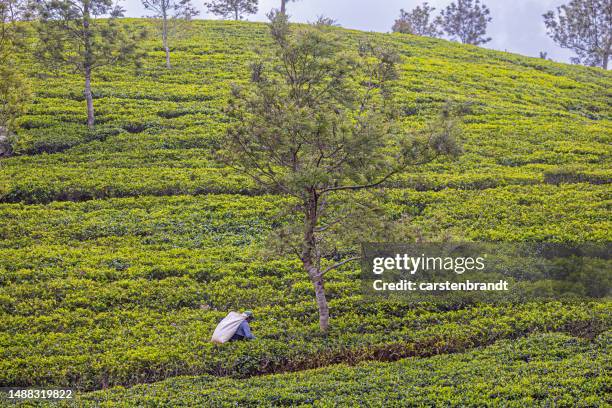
35;0;144;127
205;0;258;21
311;15;339;27
0;19;610;403
46;332;611;407
142;0;199;68
543;0;612;69
437;0;492;45
0;60;30;156
392;2;441;37
223;14;461;331
0;0;32;156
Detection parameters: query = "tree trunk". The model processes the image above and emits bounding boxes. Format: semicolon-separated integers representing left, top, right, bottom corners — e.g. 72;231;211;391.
280;0;286;15
82;4;94;129
84;66;94;129
603;52;609;70
0;127;12;157
162;14;171;68
301;189;330;332
164;46;171;69
303;258;329;332
235;8;239;21
312;273;329;332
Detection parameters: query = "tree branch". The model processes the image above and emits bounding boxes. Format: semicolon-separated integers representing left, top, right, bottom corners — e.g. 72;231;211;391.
320;166;404;194
318;256;361;277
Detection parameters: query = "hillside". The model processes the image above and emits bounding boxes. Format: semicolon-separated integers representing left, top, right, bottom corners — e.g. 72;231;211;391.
56;332;612;407
1;19;611;403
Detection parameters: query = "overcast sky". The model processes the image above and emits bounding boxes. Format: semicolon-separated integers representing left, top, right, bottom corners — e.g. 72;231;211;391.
122;0;575;64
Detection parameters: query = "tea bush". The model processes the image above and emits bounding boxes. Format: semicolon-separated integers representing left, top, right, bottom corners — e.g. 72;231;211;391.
1;19;610;401
0;193;609;389
20;332;609;407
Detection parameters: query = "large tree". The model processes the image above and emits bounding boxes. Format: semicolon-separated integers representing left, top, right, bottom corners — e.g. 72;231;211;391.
222;13;462;332
0;0;32;156
543;0;611;69
437;0;492;45
36;0;142;128
392;2;441;37
142;0;198;68
205;0;257;21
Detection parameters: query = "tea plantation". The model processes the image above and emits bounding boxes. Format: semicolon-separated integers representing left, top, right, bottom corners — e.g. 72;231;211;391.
43;332;612;407
1;19;610;405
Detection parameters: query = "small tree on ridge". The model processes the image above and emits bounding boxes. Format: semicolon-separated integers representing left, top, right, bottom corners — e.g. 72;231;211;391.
142;0;199;68
392;3;441;37
437;0;492;45
36;0;143;128
205;0;257;21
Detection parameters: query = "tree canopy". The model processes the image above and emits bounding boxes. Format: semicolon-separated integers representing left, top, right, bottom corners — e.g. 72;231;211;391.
222;13;462;331
543;0;611;69
205;0;258;21
35;0;143;128
142;0;199;67
437;0;492;45
392;3;441;37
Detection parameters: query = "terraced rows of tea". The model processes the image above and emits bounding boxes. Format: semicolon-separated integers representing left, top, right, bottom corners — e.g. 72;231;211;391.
1;19;610;398
57;332;612;407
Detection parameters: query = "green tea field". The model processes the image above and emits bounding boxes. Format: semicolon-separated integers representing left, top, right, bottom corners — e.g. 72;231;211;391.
58;332;612;407
1;19;610;405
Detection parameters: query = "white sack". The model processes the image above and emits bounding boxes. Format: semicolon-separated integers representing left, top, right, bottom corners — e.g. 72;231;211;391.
211;312;246;344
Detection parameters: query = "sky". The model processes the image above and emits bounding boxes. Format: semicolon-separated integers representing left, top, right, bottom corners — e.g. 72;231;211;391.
122;0;575;64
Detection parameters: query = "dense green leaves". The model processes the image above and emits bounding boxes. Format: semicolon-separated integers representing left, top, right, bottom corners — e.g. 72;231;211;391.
29;332;611;407
1;19;610;402
0;193;610;390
